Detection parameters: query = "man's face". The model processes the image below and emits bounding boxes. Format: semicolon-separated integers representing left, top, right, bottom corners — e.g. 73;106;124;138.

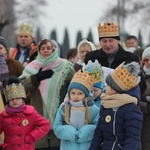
17;34;33;49
126;39;138;48
100;38;119;54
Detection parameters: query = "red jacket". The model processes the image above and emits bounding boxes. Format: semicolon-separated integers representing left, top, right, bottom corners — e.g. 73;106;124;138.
0;105;51;150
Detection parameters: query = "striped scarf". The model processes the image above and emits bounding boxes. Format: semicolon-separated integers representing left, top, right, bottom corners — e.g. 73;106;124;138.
19;50;74;124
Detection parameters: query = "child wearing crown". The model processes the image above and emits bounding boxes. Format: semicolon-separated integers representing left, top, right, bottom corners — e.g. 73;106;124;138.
0;77;50;150
53;64;99;150
92;81;104;108
89;62;143;150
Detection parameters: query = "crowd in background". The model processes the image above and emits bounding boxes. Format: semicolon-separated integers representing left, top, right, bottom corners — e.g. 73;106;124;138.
0;22;150;150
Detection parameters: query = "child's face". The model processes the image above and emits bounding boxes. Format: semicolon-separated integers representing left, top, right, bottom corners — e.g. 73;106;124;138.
8;98;24;108
105;84;116;95
70;89;86;102
92;87;102;99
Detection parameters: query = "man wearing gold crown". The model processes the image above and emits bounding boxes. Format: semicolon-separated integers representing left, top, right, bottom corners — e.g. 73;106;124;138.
10;23;35;66
85;22;146;95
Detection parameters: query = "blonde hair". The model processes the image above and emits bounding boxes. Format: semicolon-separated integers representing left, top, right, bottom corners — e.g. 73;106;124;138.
62;100;91;125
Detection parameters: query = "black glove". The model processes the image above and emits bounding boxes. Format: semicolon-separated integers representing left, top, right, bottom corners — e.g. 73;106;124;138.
36;68;54;82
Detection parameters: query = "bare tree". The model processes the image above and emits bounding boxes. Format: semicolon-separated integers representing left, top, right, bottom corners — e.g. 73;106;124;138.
0;0;16;46
0;0;48;47
14;0;47;25
101;0;150;34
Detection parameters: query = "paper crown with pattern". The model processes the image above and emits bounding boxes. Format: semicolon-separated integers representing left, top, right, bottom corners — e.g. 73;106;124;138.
71;60;104;90
98;22;119;39
82;59;103;84
106;62;141;93
70;70;95;93
5;83;27;102
18;23;33;37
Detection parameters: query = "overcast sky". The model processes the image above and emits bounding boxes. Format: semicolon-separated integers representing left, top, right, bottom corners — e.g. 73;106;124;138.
38;0;148;47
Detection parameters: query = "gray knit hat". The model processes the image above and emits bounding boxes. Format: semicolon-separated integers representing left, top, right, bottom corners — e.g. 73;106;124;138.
142;47;150;60
106;62;141;93
0;36;9;51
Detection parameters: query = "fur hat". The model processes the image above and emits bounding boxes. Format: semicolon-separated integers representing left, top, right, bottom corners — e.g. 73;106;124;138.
106;62;141;93
0;36;9;51
98;22;120;40
142;47;150;60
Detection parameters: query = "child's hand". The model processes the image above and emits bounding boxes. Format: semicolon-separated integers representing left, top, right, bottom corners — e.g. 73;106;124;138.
25;135;34;144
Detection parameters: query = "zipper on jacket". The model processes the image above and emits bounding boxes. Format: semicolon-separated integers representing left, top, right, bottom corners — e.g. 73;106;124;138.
111;108;118;150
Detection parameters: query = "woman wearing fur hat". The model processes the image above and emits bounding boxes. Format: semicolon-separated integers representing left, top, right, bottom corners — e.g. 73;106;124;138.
74;39;96;72
140;47;150;150
0;77;50;150
89;62;143;150
19;39;75;149
53;68;99;150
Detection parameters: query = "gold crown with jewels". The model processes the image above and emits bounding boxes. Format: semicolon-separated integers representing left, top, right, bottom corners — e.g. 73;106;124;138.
18;23;33;37
5;83;27;102
111;62;141;91
98;22;119;38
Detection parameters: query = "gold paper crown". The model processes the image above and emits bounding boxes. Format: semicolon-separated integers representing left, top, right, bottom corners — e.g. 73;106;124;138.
98;22;119;38
111;62;141;91
71;70;95;92
5;83;27;102
82;60;103;84
18;23;33;37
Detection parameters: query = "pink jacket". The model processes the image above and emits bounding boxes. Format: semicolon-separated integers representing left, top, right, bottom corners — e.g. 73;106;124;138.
0;105;51;150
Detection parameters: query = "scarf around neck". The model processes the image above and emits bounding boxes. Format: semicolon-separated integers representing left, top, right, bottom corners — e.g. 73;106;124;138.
19;50;74;125
5;104;26;115
101;93;138;108
143;65;150;76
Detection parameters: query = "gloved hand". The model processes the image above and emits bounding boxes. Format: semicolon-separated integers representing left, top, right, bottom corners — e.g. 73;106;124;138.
36;68;54;82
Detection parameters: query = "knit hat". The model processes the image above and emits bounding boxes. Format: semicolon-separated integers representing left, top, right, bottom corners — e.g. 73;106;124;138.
18;23;33;37
68;70;95;97
98;22;120;40
68;59;104;97
94;82;104;90
0;36;9;51
106;62;141;93
142;47;150;60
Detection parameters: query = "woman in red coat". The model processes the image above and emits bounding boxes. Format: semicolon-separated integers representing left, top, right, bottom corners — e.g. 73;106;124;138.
0;77;51;150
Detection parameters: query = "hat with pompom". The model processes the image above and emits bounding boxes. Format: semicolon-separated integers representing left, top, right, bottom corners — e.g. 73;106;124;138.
106;62;141;93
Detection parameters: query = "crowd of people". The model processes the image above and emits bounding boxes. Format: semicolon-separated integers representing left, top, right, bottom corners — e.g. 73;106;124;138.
0;21;150;150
